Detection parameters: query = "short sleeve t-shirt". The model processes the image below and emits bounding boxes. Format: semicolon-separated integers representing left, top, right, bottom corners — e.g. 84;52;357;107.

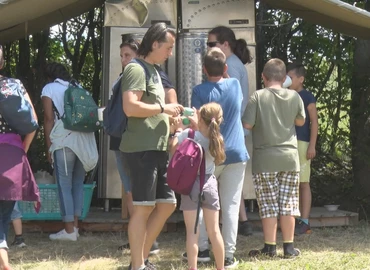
242;87;305;173
0;78;27;134
155;65;174;89
226;54;249;115
119;60;169;153
41;79;69;119
226;54;250;136
110;67;174;151
191;78;249;165
296;89;316;142
177;129;215;175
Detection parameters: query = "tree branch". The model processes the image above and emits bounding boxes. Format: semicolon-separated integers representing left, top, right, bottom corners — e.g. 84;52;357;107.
61;22;73;60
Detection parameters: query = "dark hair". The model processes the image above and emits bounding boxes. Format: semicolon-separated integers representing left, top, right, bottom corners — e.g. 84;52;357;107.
120;39;140;52
209;26;252;65
263;58;286;82
0;45;4;70
204;48;226;77
120;34;140;52
286;62;306;78
137;22;176;57
44;62;71;82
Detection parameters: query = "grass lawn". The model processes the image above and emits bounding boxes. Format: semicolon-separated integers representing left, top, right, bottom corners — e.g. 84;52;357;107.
8;222;370;270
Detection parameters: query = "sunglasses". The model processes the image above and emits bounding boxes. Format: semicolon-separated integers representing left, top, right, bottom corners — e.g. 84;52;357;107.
206;41;220;48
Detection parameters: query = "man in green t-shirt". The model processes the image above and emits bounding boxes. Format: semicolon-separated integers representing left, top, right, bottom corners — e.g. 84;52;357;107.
120;23;183;270
242;58;305;258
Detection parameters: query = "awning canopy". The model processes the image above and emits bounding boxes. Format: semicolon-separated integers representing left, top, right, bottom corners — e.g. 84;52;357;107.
0;0;369;42
0;0;104;43
262;0;370;39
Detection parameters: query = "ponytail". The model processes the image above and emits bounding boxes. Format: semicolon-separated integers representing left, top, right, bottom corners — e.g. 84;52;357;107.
235;39;252;65
208;120;226;165
199;102;226;165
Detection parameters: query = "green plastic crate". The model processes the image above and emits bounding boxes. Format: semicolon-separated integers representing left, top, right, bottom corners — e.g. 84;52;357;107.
18;182;95;221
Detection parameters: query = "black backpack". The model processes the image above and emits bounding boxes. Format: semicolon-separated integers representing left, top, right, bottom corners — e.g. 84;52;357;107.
103;58;159;138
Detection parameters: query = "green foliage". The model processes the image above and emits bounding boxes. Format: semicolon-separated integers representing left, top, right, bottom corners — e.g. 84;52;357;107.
2;8;103;173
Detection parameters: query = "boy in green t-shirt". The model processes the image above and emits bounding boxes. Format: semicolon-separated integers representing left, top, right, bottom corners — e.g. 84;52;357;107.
242;58;305;258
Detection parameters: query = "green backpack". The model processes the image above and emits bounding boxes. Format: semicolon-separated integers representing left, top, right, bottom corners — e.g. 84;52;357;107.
62;80;101;132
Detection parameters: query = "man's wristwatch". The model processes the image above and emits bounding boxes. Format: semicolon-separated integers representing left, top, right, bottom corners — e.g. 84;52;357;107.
159;103;164;113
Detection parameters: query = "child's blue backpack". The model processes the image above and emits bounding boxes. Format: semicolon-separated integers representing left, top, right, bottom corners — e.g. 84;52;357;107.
0;77;38;135
103;58;152;138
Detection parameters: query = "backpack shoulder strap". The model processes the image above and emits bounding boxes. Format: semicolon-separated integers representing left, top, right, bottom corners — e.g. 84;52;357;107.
189;128;207;234
68;78;79;87
52;102;61;119
194;148;206;234
188;128;195;139
131;58;150;97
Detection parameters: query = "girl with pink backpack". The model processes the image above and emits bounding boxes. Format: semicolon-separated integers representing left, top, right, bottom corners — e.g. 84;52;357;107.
169;102;226;270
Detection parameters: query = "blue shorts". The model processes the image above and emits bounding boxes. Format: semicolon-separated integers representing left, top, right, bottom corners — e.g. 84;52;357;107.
11;201;22;220
114;150;131;193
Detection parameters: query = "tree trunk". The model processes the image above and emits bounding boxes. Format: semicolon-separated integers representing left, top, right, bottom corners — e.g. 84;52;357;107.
350;2;370;206
91;8;102;103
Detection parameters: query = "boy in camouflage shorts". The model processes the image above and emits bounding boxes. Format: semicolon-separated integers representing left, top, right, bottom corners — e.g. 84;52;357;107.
242;58;305;258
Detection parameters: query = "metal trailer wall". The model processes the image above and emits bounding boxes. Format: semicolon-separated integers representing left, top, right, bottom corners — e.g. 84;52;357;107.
99;0;257;205
99;0;177;205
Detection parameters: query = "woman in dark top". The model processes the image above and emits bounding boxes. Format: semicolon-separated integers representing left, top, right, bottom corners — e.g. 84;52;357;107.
110;38;140;218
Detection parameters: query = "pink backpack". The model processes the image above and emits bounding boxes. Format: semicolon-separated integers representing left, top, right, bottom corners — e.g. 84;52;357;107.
167;129;205;195
167;129;206;233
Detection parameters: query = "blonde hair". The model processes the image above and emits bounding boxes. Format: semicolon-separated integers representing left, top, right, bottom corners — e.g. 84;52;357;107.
199;102;226;165
263;58;286;82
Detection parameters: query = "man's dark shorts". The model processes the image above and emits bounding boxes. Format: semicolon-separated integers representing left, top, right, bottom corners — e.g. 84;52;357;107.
122;151;176;206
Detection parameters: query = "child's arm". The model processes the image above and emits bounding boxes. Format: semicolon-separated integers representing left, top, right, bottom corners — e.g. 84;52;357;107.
169;134;179;156
295;118;305;127
187;107;200;131
307;103;318;159
295;95;306;126
242;92;258;130
168;120;186;156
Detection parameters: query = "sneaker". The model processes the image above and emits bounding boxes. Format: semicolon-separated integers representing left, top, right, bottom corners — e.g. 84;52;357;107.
224;256;239;269
149;241;160;255
238;220;253;236
128;259;156;270
295;220;312;235
248;248;277;257
11;237;26;248
182;249;211;263
49;229;77;241
144;259;157;270
75;227;80;237
284;248;301;258
118;242;130;251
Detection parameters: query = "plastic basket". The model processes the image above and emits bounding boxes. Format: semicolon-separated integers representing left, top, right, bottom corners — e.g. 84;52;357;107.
18;182;95;221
